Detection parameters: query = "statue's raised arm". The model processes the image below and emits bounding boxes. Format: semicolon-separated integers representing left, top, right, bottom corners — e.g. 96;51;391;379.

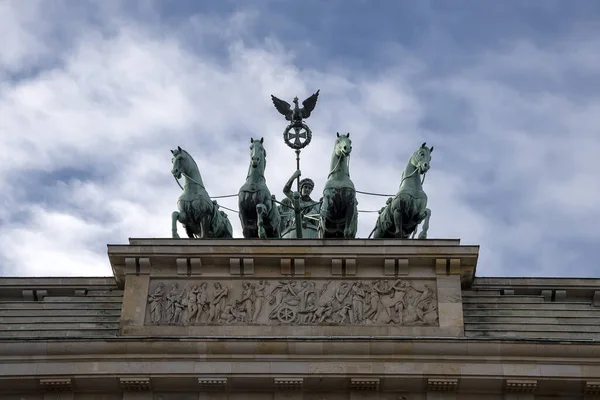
283;170;302;201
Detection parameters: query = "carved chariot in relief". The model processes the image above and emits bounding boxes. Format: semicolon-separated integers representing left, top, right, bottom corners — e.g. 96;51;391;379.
147;279;439;327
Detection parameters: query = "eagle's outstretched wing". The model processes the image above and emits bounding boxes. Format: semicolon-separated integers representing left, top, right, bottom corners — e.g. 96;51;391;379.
300;89;320;118
271;95;293;121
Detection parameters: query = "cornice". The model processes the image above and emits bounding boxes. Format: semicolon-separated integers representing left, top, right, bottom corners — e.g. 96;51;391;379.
2;337;600;359
107;238;479;288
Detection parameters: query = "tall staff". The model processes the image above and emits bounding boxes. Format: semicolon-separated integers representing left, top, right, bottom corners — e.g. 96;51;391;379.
270;90;320;237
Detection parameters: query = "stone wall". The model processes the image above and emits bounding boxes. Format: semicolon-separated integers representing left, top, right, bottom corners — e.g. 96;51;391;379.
2;239;600;398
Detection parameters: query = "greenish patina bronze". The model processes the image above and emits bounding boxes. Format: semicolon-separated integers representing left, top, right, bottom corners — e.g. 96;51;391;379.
170;146;233;239
318;133;358;239
280;170;322;238
369;143;433;239
271;90;321;238
169;90;438;240
271;90;320;133
238;137;282;239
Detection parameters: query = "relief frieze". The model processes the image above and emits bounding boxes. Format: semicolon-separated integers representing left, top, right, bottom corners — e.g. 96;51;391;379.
146;279;438;327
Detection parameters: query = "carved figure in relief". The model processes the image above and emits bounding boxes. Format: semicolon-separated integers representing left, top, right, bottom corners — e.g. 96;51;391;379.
195;282;209;323
148;282;165;324
236;282;256;322
350;282;366;323
363;280;387;321
165;284;179;323
312;301;334;323
172;293;184;324
209;282;229;322
220;305;240;323
252;280;269;322
182;284;200;324
147;279;438;327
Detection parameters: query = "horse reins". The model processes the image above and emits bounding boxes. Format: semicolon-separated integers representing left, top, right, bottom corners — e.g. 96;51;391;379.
327;151;351;179
174;173;206;191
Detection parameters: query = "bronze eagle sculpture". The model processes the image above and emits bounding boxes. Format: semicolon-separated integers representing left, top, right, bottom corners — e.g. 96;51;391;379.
271;90;320;126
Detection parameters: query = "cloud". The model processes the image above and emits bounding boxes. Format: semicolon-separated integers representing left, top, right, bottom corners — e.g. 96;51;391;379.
1;0;598;279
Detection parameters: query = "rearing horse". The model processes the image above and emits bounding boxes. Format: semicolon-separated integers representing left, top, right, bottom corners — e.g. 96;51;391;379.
370;142;433;239
319;132;358;238
170;146;233;239
238;137;281;238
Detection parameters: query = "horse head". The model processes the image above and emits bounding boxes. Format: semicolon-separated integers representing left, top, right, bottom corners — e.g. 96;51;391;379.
170;146;186;179
335;132;352;157
249;137;267;170
411;142;433;174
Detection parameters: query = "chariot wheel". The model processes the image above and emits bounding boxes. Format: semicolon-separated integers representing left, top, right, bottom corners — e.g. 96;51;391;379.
277;306;296;323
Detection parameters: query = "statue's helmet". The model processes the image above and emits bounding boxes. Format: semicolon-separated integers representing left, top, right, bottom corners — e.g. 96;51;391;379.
299;178;314;191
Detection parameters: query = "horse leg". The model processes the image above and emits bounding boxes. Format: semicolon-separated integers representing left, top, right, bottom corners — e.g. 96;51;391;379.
256;205;267;239
238;198;251;238
350;200;358;238
393;207;403;238
171;211;185;239
319;192;331;238
343;196;356;239
417;208;432;239
200;215;211;239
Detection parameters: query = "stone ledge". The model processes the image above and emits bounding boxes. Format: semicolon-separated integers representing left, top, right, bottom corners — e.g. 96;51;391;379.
198;377;228;389
427;378;458;391
39;378;72;391
350;378;380;391
2;338;600;359
0;375;594;395
274;377;303;390
585;381;600;395
119;377;151;391
505;379;537;393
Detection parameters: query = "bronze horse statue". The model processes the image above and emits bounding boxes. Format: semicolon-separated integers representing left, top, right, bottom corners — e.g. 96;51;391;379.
319;133;358;238
238;137;281;238
170;146;233;239
369;143;433;239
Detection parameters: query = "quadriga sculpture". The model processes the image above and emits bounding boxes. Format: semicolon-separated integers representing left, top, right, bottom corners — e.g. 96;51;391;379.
238;137;281;238
369;142;433;239
170;147;233;239
318;132;358;238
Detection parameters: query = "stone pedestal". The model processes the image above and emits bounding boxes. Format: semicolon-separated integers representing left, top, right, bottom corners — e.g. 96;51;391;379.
108;239;478;338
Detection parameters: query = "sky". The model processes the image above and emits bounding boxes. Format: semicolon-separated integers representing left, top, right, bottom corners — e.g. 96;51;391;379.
0;0;599;278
